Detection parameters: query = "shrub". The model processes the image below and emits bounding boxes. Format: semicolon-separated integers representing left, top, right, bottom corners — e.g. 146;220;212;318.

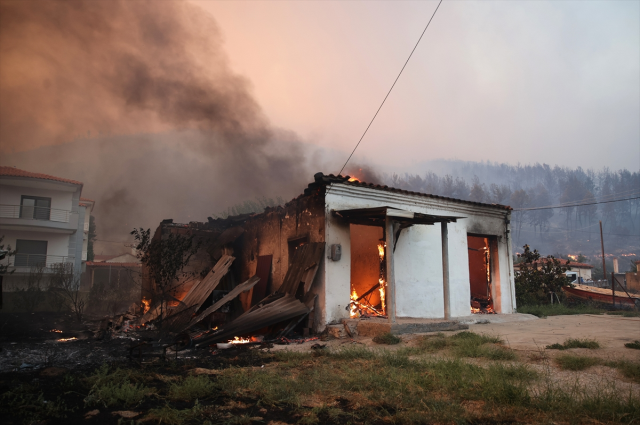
372;332;401;345
546;338;600;350
625;340;640;350
555;354;601;371
168;375;216;401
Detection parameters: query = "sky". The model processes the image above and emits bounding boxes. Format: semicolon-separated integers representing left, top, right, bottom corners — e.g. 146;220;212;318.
193;0;640;172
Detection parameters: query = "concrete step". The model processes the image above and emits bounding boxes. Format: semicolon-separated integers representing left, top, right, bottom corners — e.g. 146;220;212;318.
333;318;469;338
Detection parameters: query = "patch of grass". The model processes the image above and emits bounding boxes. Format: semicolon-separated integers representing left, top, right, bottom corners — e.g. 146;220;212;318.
372;332;401;345
546;338;600;350
605;360;640;383
145;401;206;425
84;379;151;407
168;375;216;401
0;384;72;423
555;354;601;371
416;331;517;360
625;340;640;349
517;304;605;317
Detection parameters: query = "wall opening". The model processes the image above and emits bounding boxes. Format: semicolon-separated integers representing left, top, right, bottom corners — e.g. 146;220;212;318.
467;234;499;314
349;224;386;318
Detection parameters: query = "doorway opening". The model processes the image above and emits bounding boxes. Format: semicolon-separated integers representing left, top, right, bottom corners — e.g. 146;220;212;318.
349;224;386;318
467;235;497;314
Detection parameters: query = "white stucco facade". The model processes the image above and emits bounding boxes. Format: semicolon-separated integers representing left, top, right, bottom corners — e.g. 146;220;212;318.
319;183;515;327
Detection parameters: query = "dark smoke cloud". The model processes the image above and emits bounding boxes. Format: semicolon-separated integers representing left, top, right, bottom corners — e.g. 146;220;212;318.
0;0;323;252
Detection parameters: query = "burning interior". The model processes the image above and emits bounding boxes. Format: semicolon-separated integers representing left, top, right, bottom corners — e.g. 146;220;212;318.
467;235;497;314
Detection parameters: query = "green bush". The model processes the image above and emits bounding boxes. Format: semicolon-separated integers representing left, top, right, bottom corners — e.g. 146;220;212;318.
546;338;600;350
372;332;401;345
555;354;601;371
168;375;216;401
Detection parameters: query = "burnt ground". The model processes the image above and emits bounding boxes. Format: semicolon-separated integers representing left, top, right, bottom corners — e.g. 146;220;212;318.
0;312;342;425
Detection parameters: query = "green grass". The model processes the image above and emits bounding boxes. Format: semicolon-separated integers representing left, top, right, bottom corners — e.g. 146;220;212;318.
372;332;401;345
546;338;600;350
625;341;640;350
415;331;517;360
168;375;216;401
605;360;640;383
555;354;601;371
517;304;605;318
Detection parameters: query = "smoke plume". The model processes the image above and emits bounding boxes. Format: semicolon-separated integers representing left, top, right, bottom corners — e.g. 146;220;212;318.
0;0;318;251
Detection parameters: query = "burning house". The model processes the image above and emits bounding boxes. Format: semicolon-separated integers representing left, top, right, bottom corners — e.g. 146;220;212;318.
142;173;515;343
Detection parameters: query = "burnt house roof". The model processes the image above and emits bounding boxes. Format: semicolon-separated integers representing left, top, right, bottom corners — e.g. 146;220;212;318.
307;173;512;211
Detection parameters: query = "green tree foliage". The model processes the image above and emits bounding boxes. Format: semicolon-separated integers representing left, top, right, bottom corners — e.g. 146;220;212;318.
131;227;200;322
515;245;572;306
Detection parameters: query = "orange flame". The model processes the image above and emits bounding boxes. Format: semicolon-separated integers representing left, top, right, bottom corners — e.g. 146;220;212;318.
141;298;150;314
378;243;385;260
378;278;386;315
350;289;359;318
348;176;360;182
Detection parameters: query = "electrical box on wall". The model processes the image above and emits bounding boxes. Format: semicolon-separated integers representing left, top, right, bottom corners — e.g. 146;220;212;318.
328;244;341;261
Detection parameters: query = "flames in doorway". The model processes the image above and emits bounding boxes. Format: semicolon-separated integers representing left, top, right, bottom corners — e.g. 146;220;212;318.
350;242;387;318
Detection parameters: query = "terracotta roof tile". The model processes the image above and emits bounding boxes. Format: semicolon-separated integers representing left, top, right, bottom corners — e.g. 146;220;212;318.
80;197;94;202
0;166;83;186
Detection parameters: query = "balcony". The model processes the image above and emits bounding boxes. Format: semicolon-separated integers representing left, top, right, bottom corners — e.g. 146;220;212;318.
7;254;74;273
0;204;79;233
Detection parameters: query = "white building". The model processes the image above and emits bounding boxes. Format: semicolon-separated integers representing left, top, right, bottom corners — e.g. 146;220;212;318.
0;166;94;301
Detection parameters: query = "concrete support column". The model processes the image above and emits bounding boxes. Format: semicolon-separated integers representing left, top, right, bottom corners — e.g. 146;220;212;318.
385;215;396;323
441;222;451;320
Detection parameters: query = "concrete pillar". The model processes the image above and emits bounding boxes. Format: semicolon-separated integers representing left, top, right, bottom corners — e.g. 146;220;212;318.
441;222;450;320
385;215;396;323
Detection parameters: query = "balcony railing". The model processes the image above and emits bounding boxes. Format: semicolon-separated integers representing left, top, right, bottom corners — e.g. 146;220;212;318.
9;254;74;269
0;204;75;223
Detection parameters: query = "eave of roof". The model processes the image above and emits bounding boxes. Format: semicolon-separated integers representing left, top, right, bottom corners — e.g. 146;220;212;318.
0;166;83;186
86;261;141;267
308;173;512;211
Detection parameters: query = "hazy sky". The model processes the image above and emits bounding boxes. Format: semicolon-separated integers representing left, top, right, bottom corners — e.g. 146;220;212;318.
194;0;640;172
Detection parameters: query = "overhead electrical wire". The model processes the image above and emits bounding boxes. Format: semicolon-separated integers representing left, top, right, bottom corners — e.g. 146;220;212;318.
514;195;640;211
336;0;443;177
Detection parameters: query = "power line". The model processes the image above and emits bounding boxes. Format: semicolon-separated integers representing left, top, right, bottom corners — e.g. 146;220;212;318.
514;196;640;211
336;0;443;176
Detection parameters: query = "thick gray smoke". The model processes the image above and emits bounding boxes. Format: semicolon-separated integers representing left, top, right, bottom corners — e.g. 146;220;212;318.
0;0;319;251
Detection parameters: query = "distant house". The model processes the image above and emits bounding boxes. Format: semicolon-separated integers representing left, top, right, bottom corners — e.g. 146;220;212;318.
513;258;593;283
0;166;94;308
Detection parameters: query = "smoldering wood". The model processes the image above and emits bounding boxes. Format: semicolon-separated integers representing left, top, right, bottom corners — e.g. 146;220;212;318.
179;255;234;310
182;275;261;332
194;293;310;346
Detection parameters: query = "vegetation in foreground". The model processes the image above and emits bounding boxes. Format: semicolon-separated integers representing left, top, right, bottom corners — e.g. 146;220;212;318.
1;332;639;424
546;338;601;350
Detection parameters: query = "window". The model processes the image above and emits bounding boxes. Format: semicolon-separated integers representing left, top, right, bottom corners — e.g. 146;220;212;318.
15;239;48;267
20;196;51;220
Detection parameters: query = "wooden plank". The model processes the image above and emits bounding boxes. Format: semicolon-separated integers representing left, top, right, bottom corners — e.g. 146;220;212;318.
251;255;272;306
183;276;261;331
278;243;325;295
180;255;234;309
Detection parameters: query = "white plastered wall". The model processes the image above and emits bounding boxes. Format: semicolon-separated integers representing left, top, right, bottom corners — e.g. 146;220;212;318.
322;184;514;327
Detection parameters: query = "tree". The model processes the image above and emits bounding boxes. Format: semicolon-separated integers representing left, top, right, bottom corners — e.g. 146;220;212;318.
48;262;85;322
11;264;47;312
515;245;572;306
510;190;530;244
469;176;487;202
0;235;15;276
131;227;200;323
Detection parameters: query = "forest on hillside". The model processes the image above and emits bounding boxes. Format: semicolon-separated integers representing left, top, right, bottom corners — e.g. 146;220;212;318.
376;161;639;271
